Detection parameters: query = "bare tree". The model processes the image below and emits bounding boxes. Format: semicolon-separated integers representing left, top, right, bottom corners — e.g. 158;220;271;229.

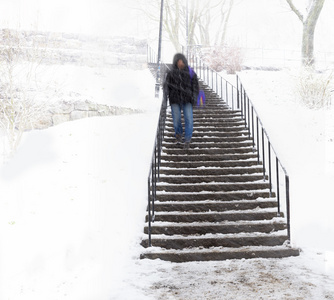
0;29;51;158
140;0;234;52
164;0;182;52
195;0;234;47
286;0;325;66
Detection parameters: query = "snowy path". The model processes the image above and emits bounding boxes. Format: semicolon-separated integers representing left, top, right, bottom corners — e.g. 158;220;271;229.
113;254;334;300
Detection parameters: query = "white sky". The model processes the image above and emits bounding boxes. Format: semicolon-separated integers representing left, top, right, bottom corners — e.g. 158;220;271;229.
0;0;333;58
0;0;145;36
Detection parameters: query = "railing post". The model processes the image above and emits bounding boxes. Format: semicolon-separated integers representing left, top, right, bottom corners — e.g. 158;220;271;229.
153;146;157;221
247;96;250;138
236;75;240;109
147;177;152;247
262;127;266;179
286;175;291;240
231;83;234;110
243;90;247;126
268;140;272;196
226;81;228;107
256;117;260;161
220;76;223;100
276;157;281;216
251;107;255;148
211;70;213;92
207;66;209;87
240;84;244;119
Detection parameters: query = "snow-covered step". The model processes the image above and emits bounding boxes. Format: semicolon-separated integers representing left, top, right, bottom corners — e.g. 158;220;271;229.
158;174;266;184
162;147;255;156
153;199;277;212
144;219;287;236
164;137;251;145
164;129;249;138
141;232;290;249
156;182;270;193
159;166;264;176
165;123;247;132
156;190;273;202
145;209;279;223
140;245;300;262
162;141;253;149
159;159;260;169
169;119;247;127
191;114;244;120
161;153;258;163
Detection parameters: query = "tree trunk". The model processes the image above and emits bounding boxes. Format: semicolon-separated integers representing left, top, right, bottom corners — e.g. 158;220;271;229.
286;0;325;67
302;0;325;66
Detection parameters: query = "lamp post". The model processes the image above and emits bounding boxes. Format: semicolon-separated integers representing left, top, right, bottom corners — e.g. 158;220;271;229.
186;0;188;60
155;0;164;98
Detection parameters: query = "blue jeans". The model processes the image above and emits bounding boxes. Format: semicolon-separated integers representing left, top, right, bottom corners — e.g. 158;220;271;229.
171;103;193;142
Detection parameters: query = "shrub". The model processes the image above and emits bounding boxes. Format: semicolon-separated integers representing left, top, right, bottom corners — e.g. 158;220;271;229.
296;67;333;109
206;45;243;74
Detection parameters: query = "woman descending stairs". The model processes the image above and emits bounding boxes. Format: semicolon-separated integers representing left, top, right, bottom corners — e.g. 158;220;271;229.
141;81;300;262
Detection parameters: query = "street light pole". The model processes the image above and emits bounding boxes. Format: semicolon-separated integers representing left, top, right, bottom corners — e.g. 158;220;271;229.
186;0;188;60
155;0;164;98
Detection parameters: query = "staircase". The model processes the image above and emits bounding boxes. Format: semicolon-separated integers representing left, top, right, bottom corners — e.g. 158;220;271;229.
141;77;300;262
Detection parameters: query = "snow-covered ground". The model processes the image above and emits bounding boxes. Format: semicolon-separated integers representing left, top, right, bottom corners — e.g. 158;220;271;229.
0;64;334;299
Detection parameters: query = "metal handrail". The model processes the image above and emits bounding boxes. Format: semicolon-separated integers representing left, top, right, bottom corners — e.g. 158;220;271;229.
146;46;170;246
189;52;292;240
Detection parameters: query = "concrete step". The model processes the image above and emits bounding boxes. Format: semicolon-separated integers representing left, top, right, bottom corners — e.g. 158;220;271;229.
144;220;286;235
165;125;248;134
159;166;264;176
156;181;270;193
160;152;258;162
192;111;242;117
141;233;289;249
159;159;260;169
164;130;249;138
192;114;243;121
153;199;277;212
166;118;245;127
162;147;254;155
156;190;273;202
140;245;300;262
163;137;251;145
158;174;267;184
162;141;254;149
145;210;278;223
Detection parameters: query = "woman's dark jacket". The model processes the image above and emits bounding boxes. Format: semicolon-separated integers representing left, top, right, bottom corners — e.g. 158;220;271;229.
163;53;199;106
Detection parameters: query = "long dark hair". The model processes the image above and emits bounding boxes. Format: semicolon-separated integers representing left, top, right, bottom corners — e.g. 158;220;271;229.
172;53;188;69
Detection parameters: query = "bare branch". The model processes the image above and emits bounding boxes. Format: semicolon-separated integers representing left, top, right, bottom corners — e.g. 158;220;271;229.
286;0;304;22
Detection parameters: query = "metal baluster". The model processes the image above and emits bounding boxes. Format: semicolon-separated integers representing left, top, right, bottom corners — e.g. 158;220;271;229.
251;107;255;148
268;140;272;196
236;76;239;109
247;97;250;138
286;175;291;240
256;117;260;162
147;177;152;246
262;128;266;179
276;157;281;217
220;76;223;100
232;84;234;110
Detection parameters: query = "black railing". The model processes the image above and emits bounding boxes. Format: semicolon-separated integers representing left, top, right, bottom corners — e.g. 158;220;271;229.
146;46;170;246
189;52;292;240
